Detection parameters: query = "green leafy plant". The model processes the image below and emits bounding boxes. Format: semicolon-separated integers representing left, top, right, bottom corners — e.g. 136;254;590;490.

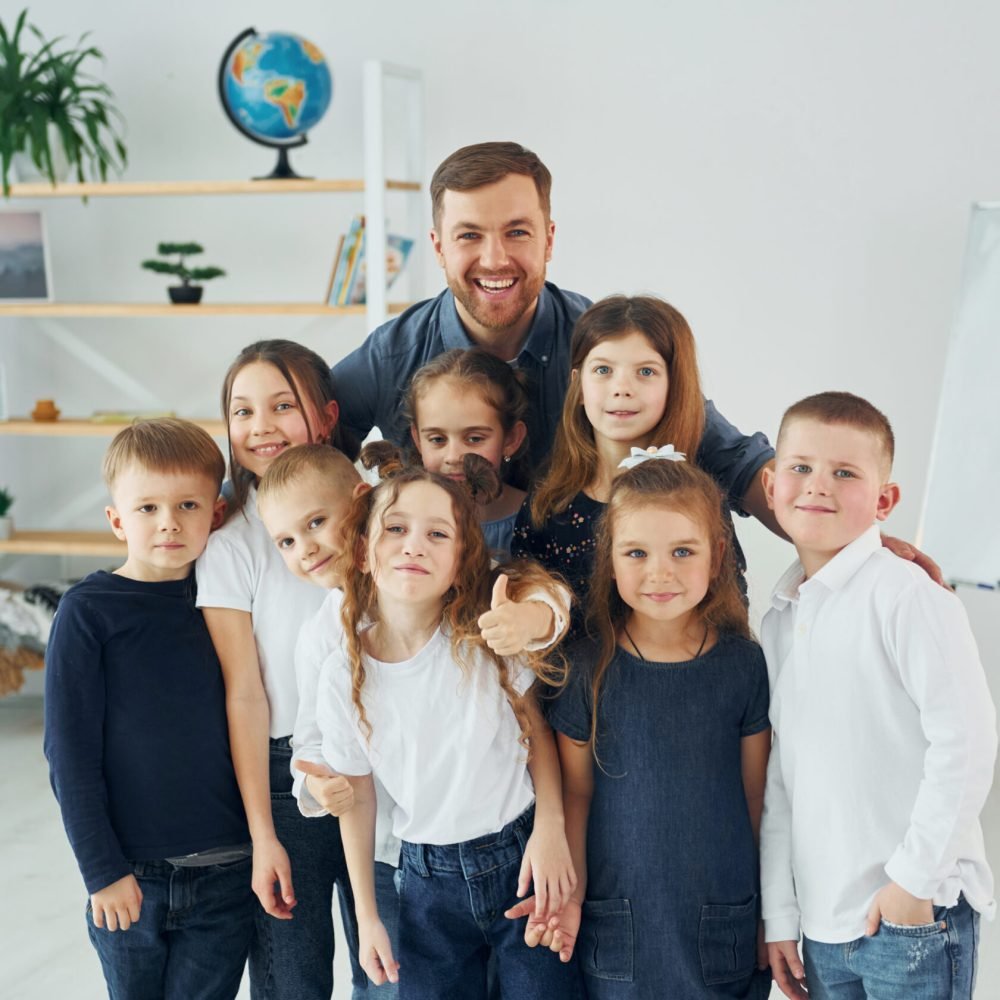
0;9;128;195
0;487;13;517
141;243;226;287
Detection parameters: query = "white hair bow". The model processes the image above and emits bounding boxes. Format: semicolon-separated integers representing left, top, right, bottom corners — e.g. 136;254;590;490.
617;444;687;470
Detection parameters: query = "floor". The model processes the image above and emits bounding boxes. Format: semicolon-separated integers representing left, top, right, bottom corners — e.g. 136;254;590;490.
2;693;997;999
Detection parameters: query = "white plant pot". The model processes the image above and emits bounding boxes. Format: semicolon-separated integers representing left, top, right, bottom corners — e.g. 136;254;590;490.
0;516;12;540
11;125;71;184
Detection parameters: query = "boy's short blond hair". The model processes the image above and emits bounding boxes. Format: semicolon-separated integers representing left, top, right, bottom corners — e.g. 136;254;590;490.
778;391;895;472
257;444;360;508
103;418;226;492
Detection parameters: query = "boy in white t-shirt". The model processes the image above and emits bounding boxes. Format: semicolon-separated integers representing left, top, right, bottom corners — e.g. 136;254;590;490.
255;444;568;991
760;391;996;1000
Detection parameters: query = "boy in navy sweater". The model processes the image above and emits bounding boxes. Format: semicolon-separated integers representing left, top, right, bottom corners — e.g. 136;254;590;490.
44;419;254;1000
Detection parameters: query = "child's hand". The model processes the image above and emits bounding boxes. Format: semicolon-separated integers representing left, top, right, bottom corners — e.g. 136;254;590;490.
517;816;577;919
90;874;143;931
865;881;935;933
478;575;554;656
252;836;297;920
358;915;400;986
296;760;356;816
505;896;581;962
768;940;808;999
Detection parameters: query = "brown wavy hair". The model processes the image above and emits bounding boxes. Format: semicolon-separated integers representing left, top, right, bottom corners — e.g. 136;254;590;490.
529;295;706;525
220;339;358;518
335;458;567;746
585;459;751;750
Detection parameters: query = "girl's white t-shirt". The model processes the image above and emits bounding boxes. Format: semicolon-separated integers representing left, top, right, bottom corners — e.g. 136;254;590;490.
196;486;325;738
318;626;536;845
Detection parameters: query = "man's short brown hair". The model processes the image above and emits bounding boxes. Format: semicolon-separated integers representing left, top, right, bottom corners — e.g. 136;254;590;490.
778;391;895;469
430;141;552;228
103;418;226;492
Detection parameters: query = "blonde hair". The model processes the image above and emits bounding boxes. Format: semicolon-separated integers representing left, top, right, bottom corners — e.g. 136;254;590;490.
530;295;705;524
103;418;225;493
335;462;566;747
257;444;361;510
585;459;751;749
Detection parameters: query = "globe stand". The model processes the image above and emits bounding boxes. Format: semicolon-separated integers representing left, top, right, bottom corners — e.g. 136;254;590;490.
255;146;310;181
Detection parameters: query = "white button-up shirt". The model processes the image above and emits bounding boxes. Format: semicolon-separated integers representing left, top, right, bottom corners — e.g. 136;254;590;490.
760;525;997;944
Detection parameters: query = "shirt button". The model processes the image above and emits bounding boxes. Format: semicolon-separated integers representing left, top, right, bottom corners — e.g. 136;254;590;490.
541;355;548;362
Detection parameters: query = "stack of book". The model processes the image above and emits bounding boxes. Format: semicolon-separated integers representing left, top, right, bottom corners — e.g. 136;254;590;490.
326;215;415;306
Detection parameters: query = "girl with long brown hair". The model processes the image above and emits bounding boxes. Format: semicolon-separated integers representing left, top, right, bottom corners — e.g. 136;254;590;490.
512;294;760;618
514;454;772;999
312;461;583;998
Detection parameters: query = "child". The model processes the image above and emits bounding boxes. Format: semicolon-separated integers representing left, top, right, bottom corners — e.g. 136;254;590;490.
405;347;530;556
195;340;367;1000
512;294;769;612
517;453;772;998
760;391;997;1000
309;462;583;998
255;444;573;997
44;418;254;1000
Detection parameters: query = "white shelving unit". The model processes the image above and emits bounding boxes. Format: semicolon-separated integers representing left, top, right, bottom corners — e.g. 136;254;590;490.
0;61;424;561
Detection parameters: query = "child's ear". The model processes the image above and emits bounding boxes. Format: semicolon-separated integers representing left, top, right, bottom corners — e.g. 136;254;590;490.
352;481;373;500
105;506;126;541
211;496;227;530
503;420;528;460
320;398;340;441
875;482;901;522
761;463;776;510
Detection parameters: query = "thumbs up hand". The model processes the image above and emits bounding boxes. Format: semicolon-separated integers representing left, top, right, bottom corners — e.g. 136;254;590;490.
478;573;555;657
295;760;356;816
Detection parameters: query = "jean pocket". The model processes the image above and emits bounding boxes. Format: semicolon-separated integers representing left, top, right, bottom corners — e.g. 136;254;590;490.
698;895;758;986
579;898;634;982
878;917;947;937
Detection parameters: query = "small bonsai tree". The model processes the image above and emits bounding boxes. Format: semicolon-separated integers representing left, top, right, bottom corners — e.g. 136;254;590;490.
0;487;13;517
141;242;225;288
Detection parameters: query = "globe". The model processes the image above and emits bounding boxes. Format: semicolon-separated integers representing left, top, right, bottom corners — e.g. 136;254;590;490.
218;27;333;179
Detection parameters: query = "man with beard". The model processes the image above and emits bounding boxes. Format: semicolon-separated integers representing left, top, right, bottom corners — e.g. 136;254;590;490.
331;141;772;510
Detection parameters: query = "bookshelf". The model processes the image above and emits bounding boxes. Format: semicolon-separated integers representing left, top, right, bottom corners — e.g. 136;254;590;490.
0;61;424;561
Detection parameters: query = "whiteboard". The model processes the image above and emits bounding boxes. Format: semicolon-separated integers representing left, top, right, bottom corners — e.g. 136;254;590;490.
919;203;1000;585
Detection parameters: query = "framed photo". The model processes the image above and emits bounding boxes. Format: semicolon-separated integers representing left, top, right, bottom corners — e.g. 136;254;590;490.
0;210;52;301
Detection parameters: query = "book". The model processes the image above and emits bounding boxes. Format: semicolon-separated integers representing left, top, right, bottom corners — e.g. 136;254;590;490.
346;233;416;305
323;234;345;304
336;216;366;306
327;215;364;306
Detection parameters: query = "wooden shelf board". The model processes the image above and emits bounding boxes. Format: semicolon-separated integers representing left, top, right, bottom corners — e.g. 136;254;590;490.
0;302;409;318
0;418;225;437
0;531;125;557
4;178;420;198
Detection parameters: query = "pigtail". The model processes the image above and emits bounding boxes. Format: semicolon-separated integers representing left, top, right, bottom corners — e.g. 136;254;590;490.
462;453;503;505
360;440;406;479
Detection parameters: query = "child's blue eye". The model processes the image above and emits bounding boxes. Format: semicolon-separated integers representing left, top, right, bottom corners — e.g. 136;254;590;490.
386;524;405;534
834;469;856;479
429;530;451;540
427;435;446;446
638;367;656;377
275;401;294;412
232;407;251;418
308;516;326;529
673;547;693;558
625;548;646;558
277;537;293;550
791;464;811;474
594;365;611;376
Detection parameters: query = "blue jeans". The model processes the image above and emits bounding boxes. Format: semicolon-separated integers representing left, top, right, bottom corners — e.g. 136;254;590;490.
87;855;254;1000
396;806;583;1000
250;738;367;1000
802;895;980;1000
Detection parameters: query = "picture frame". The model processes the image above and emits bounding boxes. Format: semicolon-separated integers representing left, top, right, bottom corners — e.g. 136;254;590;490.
0;210;53;302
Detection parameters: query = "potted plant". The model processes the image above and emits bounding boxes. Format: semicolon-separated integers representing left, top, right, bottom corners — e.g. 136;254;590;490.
0;9;127;195
141;243;226;304
0;487;14;540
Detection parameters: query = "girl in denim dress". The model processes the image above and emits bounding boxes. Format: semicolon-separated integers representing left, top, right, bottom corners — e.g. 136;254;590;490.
534;455;773;998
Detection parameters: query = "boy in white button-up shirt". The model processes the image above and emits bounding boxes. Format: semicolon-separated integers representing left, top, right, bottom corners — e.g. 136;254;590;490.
759;391;996;1000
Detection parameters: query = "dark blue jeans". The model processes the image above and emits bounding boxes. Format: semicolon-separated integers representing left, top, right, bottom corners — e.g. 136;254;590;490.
250;737;367;1000
396;806;583;1000
802;895;980;1000
87;855;254;1000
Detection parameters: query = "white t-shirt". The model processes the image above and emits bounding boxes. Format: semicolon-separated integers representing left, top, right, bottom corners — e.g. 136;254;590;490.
291;588;401;866
196;487;325;738
318;625;536;845
760;525;997;944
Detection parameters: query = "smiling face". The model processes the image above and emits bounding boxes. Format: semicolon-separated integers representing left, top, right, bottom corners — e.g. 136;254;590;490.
106;465;224;582
366;481;461;610
411;379;526;481
577;330;669;450
259;471;355;589
228;361;335;481
611;504;714;630
431;174;554;347
765;417;899;577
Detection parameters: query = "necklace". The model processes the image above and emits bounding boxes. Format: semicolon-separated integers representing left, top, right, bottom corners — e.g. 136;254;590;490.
622;622;709;663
